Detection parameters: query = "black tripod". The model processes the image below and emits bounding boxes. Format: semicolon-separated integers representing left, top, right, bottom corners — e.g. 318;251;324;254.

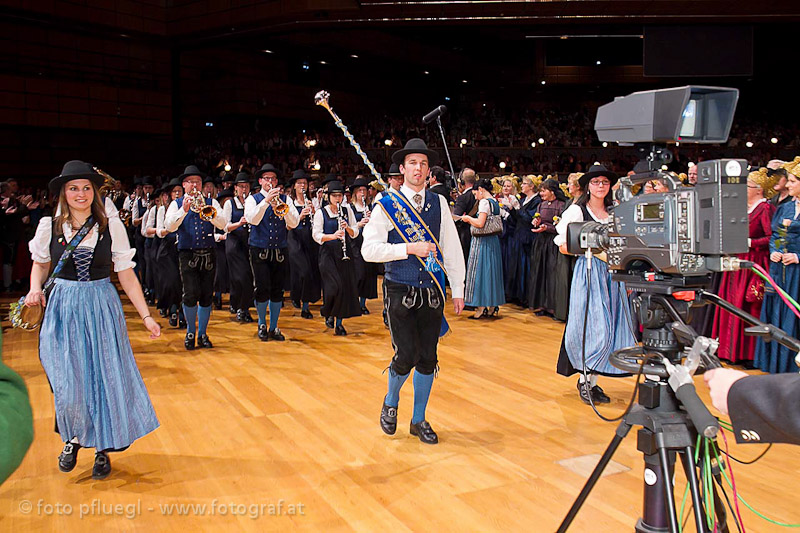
559;272;800;532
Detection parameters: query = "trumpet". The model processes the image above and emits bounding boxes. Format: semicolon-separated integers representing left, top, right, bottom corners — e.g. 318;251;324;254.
268;189;289;219
188;187;217;222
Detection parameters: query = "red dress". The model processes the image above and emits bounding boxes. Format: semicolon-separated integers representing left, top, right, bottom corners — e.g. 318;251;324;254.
712;200;775;363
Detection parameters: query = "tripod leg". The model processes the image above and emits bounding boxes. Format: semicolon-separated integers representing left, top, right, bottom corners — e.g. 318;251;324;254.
557;421;632;533
679;446;709;533
656;444;680;533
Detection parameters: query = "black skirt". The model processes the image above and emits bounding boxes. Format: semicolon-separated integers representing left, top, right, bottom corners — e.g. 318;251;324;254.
527;232;570;319
155;234;182;310
287;223;322;304
319;238;362;319
352;234;378;300
214;240;229;293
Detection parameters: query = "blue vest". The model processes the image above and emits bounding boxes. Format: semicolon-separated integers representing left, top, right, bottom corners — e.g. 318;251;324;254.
175;196;216;250
384;190;441;288
322;205;351;234
229;199;249;240
248;192;288;249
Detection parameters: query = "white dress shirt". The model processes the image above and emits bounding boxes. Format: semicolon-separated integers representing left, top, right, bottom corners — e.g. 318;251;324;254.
243;193;299;230
141;205;157;237
362;184;466;299
155;204;170;238
165;197;227;233
29;211;136;272
312;205;359;245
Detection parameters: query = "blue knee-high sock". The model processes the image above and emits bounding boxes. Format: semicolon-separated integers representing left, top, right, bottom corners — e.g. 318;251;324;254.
335;317;343;328
197;305;212;336
411;371;435;424
255;300;268;327
384;368;410;408
302;301;309;312
183;305;198;334
268;300;281;330
359;297;366;307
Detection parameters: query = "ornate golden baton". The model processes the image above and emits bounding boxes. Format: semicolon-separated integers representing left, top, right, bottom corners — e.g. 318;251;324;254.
314;90;388;189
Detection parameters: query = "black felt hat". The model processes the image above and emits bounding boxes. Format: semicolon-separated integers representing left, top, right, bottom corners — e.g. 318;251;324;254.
177;165;207;181
327;180;345;193
234;172;251;184
288;169;311;187
321;173;338;186
391;138;440;166
255;163;280;180
49;160;105;195
165;177;183;193
217;187;234;202
140;175;154;187
578;164;619;189
385;163;402;177
349;176;370;192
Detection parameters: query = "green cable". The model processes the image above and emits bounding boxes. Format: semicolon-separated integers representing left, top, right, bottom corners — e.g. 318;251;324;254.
751;267;800;313
710;435;800;527
677;435;703;533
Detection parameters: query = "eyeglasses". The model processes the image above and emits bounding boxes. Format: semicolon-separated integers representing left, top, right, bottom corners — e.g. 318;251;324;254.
589;179;611;187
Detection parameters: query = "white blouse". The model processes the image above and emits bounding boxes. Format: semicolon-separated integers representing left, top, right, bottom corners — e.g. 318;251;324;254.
29;212;136;272
553;203;610;247
312;205;359;245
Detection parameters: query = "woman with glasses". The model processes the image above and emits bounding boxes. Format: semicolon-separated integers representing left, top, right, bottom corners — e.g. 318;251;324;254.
553;164;636;405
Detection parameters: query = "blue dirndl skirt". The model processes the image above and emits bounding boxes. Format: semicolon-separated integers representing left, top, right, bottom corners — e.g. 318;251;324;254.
465;234;506;308
565;256;636;375
39;277;159;450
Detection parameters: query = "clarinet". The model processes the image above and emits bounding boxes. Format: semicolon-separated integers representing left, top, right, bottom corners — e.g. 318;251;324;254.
337;205;350;261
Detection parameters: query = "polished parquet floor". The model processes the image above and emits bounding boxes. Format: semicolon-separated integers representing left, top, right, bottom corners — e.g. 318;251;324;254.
1;284;799;532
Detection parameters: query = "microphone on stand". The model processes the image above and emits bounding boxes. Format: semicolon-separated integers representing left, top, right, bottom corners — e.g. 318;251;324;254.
422;105;447;124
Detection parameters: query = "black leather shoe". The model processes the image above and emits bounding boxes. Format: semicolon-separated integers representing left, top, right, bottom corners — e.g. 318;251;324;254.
179;317;187;329
169;313;178;327
325;316;334;329
58;442;80;472
380;403;397;435
577;380;592;405
300;309;313;319
334;324;347;336
258;324;269;342
269;328;285;341
591;385;611;404
92;451;111;480
198;334;213;348
159;308;168;318
291;300;301;309
229;305;237;315
237;310;246;323
361;306;370;315
184;332;196;351
410;420;439;444
241;312;254;323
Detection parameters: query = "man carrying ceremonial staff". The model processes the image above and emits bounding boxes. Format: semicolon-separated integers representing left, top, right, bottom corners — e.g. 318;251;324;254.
245;163;300;342
165;165;227;350
362;138;466;445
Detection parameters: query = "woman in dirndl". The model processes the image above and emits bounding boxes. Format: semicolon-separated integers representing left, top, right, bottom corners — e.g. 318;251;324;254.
460;178;506;319
349;177;379;314
555;164;636;404
313;180;362;335
155;178;186;328
25;160;160;480
286;169;321;319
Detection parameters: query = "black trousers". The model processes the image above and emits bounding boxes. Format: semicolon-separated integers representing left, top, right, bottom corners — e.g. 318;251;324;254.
227;235;253;311
178;248;216;307
384;279;444;376
249;247;288;303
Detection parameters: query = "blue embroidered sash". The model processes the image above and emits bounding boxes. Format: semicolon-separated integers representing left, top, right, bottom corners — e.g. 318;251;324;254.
378;191;450;336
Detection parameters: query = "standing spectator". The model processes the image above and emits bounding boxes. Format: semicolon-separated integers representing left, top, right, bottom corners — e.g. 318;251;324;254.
713;168;776;364
460;179;506;318
528;178;568;320
504;175;540;306
453;168;477;264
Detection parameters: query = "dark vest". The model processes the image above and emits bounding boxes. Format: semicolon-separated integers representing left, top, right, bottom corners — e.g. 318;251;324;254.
228;199;249;240
49;220;112;281
384;190;441;288
248;192;288;249
322;205;351;235
175;197;216;250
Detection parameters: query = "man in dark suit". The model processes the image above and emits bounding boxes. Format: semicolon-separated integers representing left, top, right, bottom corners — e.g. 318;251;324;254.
452;167;477;263
705;368;800;445
428;166;451;200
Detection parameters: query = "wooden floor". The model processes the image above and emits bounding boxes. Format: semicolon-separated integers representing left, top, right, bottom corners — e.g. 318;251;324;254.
1;284;798;532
